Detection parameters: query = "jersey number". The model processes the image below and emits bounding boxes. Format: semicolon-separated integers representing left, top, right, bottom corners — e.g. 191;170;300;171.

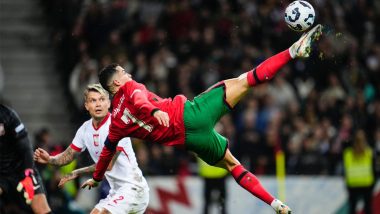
121;108;153;132
113;195;124;204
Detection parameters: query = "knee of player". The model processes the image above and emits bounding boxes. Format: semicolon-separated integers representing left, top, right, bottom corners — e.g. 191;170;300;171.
224;160;240;172
100;209;112;214
220;151;240;171
236;73;251;88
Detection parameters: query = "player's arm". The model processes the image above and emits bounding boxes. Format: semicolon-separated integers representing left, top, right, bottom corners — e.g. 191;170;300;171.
59;151;121;188
93;137;117;180
81;135;120;189
49;146;79;166
7;108;34;170
128;83;169;127
6;107;39;204
13;130;40;204
128;83;159;115
58;164;95;188
15;132;34;170
34;146;79;166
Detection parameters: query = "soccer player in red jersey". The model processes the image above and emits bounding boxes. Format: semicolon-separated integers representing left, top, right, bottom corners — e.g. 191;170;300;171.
83;24;323;213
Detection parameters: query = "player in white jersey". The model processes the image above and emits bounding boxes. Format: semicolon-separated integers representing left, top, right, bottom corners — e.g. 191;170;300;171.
34;84;149;214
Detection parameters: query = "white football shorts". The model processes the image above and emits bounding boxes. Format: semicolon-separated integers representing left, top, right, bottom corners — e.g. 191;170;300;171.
95;184;149;214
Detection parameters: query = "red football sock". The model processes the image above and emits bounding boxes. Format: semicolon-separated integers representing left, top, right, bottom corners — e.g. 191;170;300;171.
231;165;275;205
247;49;292;86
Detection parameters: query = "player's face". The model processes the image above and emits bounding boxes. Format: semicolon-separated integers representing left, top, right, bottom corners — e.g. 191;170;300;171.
84;91;111;120
114;66;132;86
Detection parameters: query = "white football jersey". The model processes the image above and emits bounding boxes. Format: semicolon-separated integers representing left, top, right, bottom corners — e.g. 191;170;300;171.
70;113;148;191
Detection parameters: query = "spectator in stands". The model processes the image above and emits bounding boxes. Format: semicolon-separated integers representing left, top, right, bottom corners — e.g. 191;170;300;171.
343;129;375;214
373;129;380;177
34;128;52;151
198;158;228;214
69;54;98;110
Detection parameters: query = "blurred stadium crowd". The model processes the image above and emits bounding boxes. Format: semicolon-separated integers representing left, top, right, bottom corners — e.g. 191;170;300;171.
30;0;380;212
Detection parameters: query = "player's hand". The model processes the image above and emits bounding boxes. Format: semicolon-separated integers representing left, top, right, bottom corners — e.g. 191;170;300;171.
33;148;50;164
58;172;78;188
17;169;39;205
153;110;170;127
80;178;99;190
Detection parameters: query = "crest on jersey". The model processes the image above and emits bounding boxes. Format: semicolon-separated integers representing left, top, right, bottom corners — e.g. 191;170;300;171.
0;123;4;136
93;133;99;146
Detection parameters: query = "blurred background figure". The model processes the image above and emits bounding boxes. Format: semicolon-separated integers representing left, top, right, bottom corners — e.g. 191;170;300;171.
198;158;228;214
198;116;233;214
343;129;375;214
69;54;99;122
0;104;51;214
33;128;81;214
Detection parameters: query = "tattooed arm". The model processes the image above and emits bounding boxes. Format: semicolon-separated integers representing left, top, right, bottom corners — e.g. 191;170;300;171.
34;146;79;166
58;151;121;188
49;146;79;166
58;164;95;188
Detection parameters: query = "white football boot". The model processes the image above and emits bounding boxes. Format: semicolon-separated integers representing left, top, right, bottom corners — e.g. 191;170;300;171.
289;24;323;58
271;199;292;214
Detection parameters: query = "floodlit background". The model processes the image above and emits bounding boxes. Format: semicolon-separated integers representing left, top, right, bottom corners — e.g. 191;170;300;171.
1;0;380;213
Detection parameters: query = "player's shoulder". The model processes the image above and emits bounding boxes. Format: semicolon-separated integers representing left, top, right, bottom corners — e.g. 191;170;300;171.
78;119;93;132
123;80;145;91
0;104;13;115
0;104;20;122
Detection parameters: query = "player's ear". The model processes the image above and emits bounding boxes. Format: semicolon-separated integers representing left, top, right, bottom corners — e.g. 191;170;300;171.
84;101;89;111
113;79;121;86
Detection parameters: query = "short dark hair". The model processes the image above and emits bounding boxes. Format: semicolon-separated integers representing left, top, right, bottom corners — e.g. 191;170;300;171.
98;63;119;93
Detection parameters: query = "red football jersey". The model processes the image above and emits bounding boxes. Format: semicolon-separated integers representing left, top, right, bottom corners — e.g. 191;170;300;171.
109;80;187;146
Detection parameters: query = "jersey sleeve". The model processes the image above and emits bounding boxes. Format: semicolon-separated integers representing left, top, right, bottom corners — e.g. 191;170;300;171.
71;124;87;152
123;81;159;115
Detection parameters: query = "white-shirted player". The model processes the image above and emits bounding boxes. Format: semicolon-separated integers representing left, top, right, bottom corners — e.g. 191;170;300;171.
34;84;149;214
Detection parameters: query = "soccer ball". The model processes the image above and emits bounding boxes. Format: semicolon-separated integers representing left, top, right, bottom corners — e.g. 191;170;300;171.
284;1;315;32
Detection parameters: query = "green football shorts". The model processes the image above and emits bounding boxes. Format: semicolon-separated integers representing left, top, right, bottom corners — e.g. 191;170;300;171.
184;83;231;165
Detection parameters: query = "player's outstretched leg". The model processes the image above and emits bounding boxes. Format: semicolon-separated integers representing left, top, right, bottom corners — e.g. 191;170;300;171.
247;24;323;86
216;149;292;214
224;24;323;107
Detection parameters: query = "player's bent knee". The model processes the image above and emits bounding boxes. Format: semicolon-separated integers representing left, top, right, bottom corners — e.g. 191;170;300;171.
90;207;111;214
224;78;251;108
216;149;240;171
90;208;101;214
100;208;112;214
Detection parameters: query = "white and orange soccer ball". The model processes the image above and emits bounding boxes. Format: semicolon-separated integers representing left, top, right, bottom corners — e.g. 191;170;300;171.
284;1;315;32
